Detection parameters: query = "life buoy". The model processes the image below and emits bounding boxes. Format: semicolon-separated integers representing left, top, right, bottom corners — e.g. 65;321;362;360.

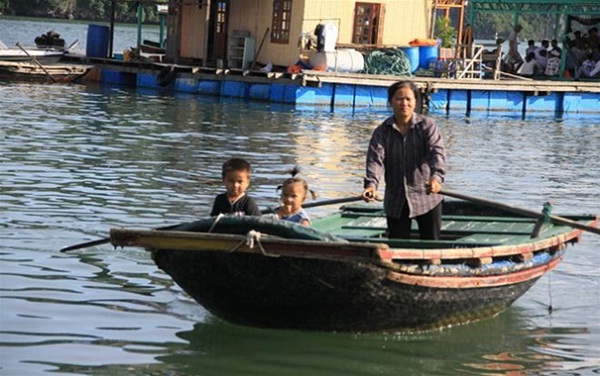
157;65;176;87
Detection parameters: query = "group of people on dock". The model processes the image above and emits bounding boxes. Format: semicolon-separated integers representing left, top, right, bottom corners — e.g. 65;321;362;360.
564;27;600;80
211;81;446;240
505;24;600;80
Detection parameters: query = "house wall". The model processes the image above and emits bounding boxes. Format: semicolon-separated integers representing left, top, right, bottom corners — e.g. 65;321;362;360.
302;0;430;46
227;0;307;68
273;0;431;67
179;4;208;62
175;0;432;68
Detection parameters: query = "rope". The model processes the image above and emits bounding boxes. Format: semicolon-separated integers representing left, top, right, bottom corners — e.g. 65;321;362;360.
362;48;412;76
207;213;224;232
226;229;279;257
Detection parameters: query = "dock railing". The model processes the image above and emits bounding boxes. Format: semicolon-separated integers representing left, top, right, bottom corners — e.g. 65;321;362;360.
448;43;531;81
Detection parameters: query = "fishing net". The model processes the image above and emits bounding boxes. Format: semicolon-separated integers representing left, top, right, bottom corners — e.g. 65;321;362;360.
362;48;412;76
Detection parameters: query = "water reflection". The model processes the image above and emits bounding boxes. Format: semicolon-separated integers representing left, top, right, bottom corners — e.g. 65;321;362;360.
151;306;598;376
1;80;599;375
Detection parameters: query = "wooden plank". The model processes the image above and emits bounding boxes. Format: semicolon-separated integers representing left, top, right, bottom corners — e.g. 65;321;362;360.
110;228;389;263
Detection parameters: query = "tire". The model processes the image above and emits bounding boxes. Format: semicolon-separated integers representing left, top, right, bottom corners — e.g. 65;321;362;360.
157;66;176;87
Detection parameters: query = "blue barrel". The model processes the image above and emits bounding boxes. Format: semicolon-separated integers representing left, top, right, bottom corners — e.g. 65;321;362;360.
86;24;109;58
419;45;439;69
399;46;419;73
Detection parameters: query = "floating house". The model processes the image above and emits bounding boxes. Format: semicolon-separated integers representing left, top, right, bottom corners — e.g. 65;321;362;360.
85;0;600;115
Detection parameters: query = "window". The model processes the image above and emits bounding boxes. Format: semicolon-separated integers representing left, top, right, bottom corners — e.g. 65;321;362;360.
271;0;292;44
352;2;385;45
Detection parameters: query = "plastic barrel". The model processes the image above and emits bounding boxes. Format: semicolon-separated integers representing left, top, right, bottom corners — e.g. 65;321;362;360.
419;45;439;69
86;24;109;58
399;46;419;73
309;49;365;73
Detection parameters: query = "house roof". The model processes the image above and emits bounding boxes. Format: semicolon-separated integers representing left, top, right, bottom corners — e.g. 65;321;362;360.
467;0;600;15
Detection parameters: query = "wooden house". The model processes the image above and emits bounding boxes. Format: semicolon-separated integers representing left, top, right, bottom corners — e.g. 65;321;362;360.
165;0;433;69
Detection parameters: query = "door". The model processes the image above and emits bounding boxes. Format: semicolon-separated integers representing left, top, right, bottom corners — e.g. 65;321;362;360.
208;0;229;65
352;2;385;45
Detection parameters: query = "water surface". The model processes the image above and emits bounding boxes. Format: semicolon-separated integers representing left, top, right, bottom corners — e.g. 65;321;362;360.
1;81;599;375
1;17;599;376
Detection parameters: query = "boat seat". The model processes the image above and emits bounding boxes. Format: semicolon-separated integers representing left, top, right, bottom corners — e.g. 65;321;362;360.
331;228;386;238
455;233;526;244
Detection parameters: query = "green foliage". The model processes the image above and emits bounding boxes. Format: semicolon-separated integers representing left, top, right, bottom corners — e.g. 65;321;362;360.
0;0;161;23
0;0;9;13
435;17;456;48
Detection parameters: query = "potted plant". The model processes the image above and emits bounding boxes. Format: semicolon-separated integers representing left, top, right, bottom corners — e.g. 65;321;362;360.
435;17;456;59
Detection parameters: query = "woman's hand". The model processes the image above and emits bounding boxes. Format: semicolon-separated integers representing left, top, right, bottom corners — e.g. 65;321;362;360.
426;178;442;194
362;187;377;202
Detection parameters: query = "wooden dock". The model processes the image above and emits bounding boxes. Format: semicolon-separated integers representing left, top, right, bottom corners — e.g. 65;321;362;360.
74;56;600;116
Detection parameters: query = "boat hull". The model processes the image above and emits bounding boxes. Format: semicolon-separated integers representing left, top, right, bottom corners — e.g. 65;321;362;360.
152;248;557;332
0;61;91;83
110;201;597;333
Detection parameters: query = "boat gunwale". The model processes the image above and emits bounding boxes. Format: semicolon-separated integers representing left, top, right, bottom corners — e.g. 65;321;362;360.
386;255;564;289
109;216;596;264
110;228;391;264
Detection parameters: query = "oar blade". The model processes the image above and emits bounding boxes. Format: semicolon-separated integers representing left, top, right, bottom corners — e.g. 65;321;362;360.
60;238;110;253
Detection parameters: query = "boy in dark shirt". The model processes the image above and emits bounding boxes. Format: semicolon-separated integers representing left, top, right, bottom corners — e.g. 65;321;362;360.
210;158;261;216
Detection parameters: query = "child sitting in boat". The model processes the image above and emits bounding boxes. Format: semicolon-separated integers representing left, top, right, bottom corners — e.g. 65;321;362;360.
271;169;316;226
210;158;261;217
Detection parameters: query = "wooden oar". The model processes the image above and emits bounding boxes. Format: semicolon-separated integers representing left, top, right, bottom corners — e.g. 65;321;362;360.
16;42;58;83
60;195;364;253
439;189;600;236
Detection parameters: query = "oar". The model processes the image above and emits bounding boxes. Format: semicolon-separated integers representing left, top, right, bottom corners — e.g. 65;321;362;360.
60;195;364;253
16;42;58;83
439;189;600;236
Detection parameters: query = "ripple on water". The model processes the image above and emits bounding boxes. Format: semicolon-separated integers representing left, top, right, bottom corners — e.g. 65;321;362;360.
0;79;599;375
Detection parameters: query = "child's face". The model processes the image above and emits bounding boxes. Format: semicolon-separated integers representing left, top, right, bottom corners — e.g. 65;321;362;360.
223;169;250;201
280;182;306;212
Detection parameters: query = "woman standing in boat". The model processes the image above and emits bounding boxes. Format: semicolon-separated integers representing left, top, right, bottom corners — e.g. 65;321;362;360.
362;81;446;240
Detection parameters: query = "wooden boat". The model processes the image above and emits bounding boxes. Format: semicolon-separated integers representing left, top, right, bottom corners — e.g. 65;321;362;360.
109;199;598;333
0;61;92;83
0;41;65;63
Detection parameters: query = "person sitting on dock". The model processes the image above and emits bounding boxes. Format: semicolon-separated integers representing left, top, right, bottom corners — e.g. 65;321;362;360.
210;158;261;217
550;39;562;57
574;53;600;80
587;27;600;60
525;39;539;57
536;49;548;72
545;50;561;76
517;52;538;77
